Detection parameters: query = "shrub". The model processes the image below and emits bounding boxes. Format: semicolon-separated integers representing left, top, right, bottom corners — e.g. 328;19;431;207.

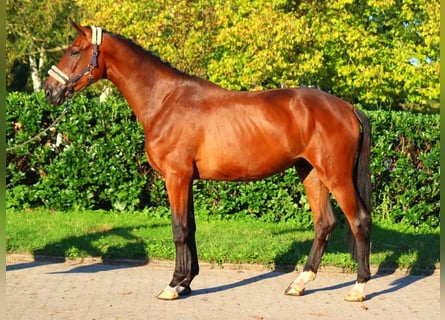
6;92;157;211
6;92;439;229
367;110;440;229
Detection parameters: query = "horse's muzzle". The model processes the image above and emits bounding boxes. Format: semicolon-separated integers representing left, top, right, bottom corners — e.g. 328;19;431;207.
44;83;67;106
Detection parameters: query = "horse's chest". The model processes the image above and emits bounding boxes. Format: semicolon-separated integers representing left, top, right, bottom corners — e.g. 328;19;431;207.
144;149;164;176
143;134;195;177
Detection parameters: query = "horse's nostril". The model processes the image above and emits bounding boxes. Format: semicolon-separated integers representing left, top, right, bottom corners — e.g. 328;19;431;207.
45;87;53;102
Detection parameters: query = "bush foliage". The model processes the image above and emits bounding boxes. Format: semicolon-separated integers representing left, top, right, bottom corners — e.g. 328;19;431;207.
6;92;439;229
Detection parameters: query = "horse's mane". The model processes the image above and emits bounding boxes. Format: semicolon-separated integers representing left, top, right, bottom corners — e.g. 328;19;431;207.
105;29;190;77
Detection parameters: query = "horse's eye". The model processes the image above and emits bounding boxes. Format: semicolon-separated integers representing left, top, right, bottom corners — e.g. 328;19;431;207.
71;50;80;57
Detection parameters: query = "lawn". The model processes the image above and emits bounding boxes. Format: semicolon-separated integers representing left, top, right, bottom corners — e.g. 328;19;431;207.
6;208;440;274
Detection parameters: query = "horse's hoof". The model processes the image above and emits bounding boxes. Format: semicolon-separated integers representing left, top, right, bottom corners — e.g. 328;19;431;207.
157;285;192;300
157;286;179;300
284;271;315;297
284;285;305;296
344;281;366;302
344;292;366;302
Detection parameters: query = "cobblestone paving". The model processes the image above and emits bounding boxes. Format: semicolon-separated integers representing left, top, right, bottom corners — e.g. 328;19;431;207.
6;255;440;320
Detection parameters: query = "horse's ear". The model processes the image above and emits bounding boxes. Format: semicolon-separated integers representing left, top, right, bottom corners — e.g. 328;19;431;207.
69;18;87;36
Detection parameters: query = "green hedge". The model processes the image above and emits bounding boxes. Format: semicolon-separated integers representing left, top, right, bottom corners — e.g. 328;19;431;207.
6;91;439;229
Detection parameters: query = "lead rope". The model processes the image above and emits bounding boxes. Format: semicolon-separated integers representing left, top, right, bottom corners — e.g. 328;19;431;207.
7;99;70;152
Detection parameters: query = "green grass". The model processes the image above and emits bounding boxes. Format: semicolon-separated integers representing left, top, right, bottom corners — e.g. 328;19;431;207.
6;208;440;274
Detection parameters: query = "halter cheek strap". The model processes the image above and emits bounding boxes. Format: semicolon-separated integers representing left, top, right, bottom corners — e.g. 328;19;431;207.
91;26;102;45
91;26;102;67
48;26;102;88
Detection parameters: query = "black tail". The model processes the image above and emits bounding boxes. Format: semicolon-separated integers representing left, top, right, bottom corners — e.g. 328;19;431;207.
353;107;372;213
347;107;372;259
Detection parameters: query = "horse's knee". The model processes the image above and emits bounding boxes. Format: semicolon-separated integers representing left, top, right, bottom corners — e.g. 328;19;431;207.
315;225;335;243
172;221;188;244
352;213;371;242
315;212;337;241
360;210;372;236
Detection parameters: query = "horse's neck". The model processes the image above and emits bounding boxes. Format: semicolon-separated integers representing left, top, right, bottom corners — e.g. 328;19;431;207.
104;36;184;120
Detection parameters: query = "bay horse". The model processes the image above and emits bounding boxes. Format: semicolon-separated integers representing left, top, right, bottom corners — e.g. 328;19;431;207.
44;21;372;302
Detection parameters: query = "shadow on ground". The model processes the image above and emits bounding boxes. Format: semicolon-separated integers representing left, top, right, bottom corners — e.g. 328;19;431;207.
272;222;439;301
7;225;152;272
6;221;439;300
274;223;439;275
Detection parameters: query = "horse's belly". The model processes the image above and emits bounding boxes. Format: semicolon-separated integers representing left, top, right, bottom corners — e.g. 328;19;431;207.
193;105;305;181
195;144;298;181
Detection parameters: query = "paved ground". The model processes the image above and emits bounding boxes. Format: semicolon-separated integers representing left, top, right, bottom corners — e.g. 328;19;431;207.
6;254;440;320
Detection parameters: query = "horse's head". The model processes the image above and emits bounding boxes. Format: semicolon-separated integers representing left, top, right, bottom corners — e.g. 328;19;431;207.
44;20;105;106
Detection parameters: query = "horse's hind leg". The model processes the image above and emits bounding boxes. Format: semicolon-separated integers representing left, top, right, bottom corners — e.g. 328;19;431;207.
329;182;371;302
285;160;336;296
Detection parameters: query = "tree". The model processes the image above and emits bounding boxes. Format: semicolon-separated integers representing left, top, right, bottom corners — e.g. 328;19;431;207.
8;0;439;111
76;0;309;90
76;0;439;111
76;0;222;78
206;0;439;111
6;0;82;92
294;0;440;111
206;0;305;90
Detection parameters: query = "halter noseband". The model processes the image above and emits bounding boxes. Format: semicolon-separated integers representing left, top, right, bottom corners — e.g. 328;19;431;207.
48;26;103;96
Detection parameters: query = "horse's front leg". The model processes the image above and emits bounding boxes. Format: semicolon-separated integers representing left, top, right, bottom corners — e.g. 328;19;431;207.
157;173;199;300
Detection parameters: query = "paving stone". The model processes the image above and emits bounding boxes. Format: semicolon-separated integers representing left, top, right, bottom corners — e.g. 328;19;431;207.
6;255;440;320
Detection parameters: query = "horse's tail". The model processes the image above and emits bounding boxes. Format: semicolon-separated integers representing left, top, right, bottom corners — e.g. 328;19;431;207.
347;107;372;260
353;107;372;213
